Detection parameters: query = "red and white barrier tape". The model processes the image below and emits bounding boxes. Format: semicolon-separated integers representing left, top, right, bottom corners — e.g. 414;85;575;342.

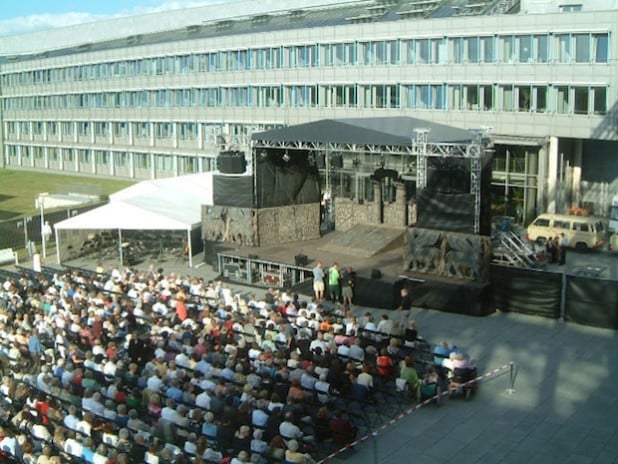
317;362;512;464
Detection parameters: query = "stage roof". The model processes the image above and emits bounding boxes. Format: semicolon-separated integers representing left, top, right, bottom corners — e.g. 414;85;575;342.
252;117;474;146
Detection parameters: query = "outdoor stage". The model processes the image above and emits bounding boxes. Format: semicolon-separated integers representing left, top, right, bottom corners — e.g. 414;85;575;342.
207;225;493;315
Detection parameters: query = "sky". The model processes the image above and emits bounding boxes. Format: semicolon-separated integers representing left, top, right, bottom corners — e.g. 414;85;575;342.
0;0;236;36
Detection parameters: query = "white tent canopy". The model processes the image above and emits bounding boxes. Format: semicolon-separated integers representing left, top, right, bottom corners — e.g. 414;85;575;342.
54;172;214;267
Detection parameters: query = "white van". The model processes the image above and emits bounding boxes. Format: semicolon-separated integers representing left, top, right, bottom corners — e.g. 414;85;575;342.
608;233;618;252
526;213;606;250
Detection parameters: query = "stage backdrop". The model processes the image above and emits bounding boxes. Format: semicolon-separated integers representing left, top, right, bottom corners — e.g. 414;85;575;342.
404;228;491;282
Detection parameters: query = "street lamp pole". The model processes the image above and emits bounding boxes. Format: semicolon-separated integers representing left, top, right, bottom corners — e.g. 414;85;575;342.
38;193;52;259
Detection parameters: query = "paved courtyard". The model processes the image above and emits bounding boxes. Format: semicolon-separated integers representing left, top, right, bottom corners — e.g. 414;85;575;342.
6;254;618;464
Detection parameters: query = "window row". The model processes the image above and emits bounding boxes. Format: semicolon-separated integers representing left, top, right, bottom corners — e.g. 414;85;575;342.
1;32;610;87
5;145;216;172
2;84;608;115
5;121;276;144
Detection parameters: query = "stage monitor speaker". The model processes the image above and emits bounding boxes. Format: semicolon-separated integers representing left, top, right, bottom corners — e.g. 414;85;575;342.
295;254;308;267
218;154;246;174
371;268;382;279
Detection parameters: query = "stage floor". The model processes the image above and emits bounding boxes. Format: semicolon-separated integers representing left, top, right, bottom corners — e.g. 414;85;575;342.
215;229;407;279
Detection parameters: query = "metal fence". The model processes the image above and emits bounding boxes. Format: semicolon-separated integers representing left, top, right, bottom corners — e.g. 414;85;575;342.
0;201;106;252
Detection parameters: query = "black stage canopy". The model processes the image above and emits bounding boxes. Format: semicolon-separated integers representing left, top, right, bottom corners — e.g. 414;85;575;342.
252;116;473;146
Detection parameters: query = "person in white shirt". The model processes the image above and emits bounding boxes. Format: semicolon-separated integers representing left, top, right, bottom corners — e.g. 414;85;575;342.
64;436;83;457
195;390;211;410
147;370;163;392
356;366;374;389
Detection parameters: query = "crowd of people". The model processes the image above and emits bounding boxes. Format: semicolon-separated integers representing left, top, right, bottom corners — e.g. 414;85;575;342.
0;261;469;464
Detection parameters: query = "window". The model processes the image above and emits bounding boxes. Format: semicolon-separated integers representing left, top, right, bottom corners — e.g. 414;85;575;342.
556;86;570;114
452;37;463;64
450;84;463;110
482;85;494;110
574;223;589;232
593;34;609;63
432;38;446;64
557;34;571;62
502;36;515;62
534;218;550;227
481;36;495;63
466;37;479;63
155;123;174;139
78;150;91;164
114;122;128;138
518;35;532;63
33;121;44;136
134;122;151;138
78;122;91;136
573;87;588;114
333;43;345;66
592;87;607;114
533;86;548;112
135;153;151;169
502;85;514;111
63;149;74;163
156;155;173;171
47;122;58;137
62;122;74;136
389;41;400;65
95;151;109;165
554;220;569;229
517;86;531;111
535;35;549;63
559;4;582;12
574;34;590;62
95;122;109;137
465;85;479;110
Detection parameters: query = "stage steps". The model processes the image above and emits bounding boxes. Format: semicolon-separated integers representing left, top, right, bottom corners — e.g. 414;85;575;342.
319;224;405;258
494;231;544;268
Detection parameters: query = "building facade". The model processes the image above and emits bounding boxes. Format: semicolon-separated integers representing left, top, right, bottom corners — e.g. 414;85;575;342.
1;0;617;224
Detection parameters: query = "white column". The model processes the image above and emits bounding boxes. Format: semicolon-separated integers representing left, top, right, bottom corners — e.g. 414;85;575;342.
572;139;583;208
546;136;559;214
109;151;115;176
129;152;135;179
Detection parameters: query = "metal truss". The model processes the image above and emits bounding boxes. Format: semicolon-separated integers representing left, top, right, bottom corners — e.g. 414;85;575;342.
253;128;490;234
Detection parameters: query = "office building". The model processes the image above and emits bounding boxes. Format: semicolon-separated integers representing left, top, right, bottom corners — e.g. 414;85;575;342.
1;0;617;222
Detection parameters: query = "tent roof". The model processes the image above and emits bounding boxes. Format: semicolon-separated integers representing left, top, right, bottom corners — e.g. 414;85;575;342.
55;202;195;230
252;116;474;146
55;172;214;231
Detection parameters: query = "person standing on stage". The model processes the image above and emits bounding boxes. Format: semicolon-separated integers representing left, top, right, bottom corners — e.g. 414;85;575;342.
312;260;325;301
328;262;341;303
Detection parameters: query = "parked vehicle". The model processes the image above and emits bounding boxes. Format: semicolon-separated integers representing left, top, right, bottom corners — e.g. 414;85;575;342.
608;233;618;252
609;194;618;233
526;213;606;250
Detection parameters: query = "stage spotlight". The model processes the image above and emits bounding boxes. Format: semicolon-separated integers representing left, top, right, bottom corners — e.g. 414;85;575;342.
259;151;268;159
282;152;291;163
